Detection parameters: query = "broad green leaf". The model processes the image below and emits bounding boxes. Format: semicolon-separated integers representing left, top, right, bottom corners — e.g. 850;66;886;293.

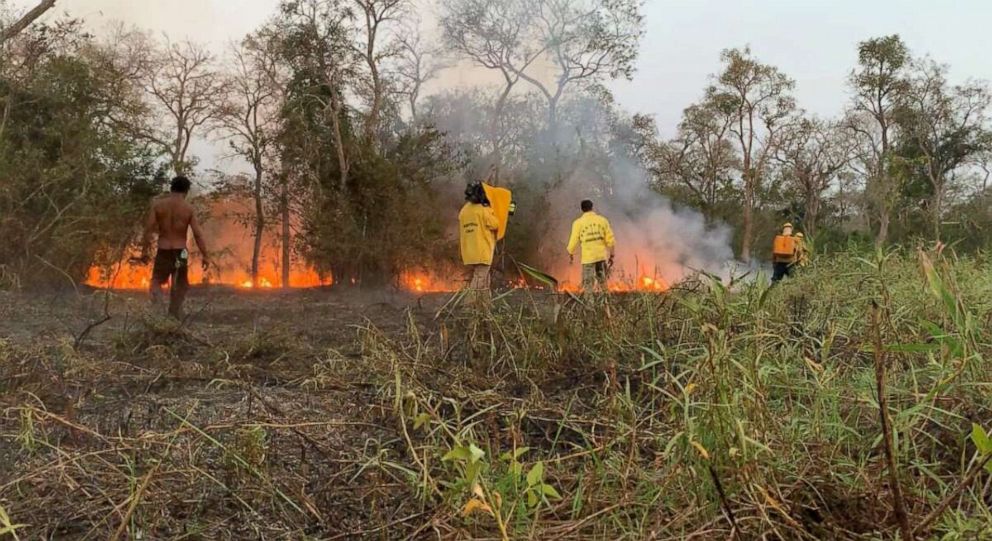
527;461;544;487
443;446;471;462
516;261;559;289
527;490;538;508
541;484;561;500
500;447;530;461
972;424;992;455
465;461;481;484
468;444;486;463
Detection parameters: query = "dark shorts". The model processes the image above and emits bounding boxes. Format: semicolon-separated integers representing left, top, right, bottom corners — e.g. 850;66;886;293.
152;248;189;287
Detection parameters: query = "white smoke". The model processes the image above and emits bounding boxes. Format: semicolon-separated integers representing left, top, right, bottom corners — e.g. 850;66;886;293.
426;88;738;287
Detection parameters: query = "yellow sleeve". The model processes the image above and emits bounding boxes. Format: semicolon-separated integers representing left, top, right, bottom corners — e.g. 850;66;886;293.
483;207;498;231
604;219;616;248
567;220;579;255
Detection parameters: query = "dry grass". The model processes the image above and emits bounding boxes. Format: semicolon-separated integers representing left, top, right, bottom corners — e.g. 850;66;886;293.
1;250;991;539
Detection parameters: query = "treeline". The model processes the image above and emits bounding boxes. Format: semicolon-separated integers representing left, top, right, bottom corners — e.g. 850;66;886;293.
644;38;992;257
1;0;989;288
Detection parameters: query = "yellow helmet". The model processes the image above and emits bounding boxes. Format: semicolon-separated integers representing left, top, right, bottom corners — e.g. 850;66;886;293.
782;222;793;229
795;232;804;238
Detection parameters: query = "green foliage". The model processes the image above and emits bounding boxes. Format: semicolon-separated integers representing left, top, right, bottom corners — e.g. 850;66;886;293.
0;23;163;286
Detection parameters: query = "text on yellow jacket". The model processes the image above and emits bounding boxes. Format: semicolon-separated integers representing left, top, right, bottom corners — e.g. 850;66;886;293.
567;211;616;265
459;203;499;265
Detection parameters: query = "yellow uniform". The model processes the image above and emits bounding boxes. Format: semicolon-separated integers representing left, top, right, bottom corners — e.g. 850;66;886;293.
459;203;499;265
567;211;615;265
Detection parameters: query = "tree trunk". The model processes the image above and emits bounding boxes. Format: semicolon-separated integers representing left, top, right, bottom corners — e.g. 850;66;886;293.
327;91;349;188
740;157;754;261
876;207;890;248
807;201;819;239
281;176;290;289
251;167;265;287
741;200;753;261
930;182;943;242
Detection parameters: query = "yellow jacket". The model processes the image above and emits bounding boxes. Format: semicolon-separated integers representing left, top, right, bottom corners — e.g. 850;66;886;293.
459;203;499;265
567;211;615;264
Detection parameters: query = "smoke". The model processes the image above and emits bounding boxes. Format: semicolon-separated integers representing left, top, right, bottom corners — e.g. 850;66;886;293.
545;154;736;288
426;88;738;288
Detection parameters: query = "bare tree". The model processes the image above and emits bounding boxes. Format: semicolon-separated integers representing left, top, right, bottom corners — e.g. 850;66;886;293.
215;33;285;287
514;0;643;130
440;0;535;170
352;0;406;145
776;116;851;238
0;0;56;44
395;20;446;122
141;40;222;174
708;47;796;260
896;59;991;240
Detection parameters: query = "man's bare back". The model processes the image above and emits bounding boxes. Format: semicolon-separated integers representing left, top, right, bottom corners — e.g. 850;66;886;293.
151;195;196;250
140;176;210;319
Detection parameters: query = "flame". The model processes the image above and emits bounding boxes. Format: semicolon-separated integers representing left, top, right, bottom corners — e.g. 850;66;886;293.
86;257;331;290
85;197;336;290
400;270;460;293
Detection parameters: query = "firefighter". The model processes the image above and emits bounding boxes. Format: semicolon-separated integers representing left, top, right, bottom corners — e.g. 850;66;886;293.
794;232;810;268
567;200;616;291
771;222;798;283
459;182;499;305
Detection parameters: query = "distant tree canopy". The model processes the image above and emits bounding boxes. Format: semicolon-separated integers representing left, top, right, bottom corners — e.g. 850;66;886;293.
1;0;991;290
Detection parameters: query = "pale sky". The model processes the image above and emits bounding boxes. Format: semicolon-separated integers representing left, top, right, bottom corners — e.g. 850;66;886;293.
18;0;992;156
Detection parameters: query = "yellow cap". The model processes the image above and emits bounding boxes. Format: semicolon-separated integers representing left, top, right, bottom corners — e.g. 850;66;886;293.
795;232;804;238
782;222;793;229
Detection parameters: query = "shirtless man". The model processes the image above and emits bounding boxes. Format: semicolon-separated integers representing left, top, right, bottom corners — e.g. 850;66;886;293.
139;176;210;319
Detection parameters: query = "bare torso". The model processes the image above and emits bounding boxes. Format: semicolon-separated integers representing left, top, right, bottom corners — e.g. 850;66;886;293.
152;194;194;249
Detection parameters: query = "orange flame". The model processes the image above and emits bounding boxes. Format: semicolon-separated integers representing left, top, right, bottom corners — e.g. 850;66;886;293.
85;258;331;290
399;270;461;293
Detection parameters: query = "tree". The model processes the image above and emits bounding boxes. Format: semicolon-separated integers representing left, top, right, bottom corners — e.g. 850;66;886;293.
847;34;910;247
0;0;56;44
440;0;534;171
895;59;991;240
277;0;356;189
708;47;795;260
141;39;222;174
514;0;643;130
352;0;407;145
0;21;162;285
395;20;445;122
215;32;285;287
775;116;850;238
655;101;740;222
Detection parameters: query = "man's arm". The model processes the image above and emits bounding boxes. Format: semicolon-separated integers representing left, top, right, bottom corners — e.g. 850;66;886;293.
567;221;579;262
604;220;616;259
189;213;211;269
139;206;157;261
483;207;498;231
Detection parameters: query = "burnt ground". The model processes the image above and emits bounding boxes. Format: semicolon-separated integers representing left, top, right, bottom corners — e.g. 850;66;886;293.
0;286;473;540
